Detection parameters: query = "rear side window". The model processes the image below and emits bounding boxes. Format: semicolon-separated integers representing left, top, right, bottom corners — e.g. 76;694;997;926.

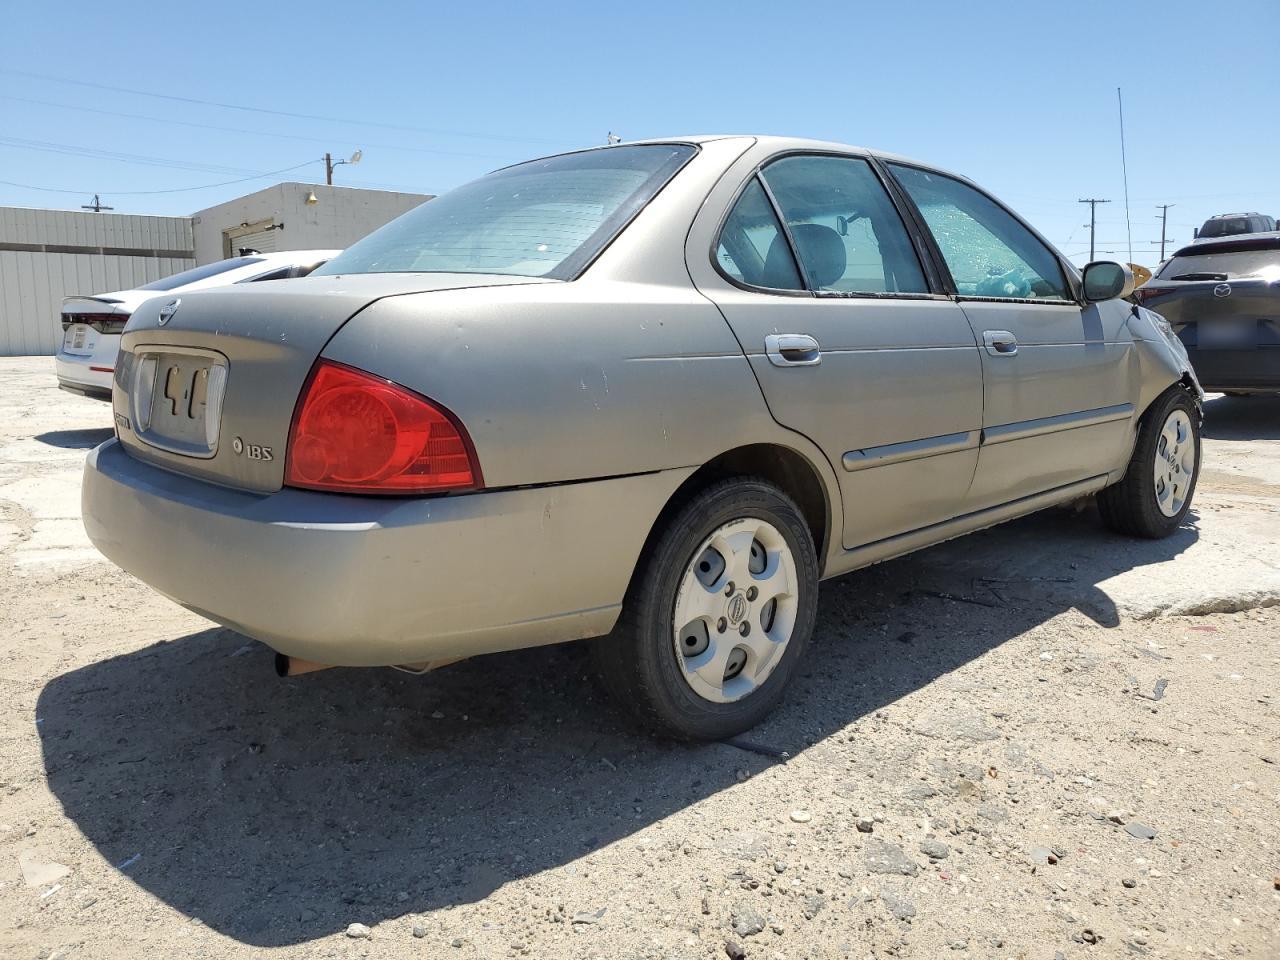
715;178;804;290
889;164;1069;301
759;156;929;294
242;267;293;283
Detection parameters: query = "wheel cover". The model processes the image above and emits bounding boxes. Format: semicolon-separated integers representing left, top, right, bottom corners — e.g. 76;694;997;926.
671;517;799;704
1153;409;1195;518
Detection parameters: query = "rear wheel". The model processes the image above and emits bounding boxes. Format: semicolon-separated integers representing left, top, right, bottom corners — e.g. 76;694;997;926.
593;478;818;740
1098;386;1201;538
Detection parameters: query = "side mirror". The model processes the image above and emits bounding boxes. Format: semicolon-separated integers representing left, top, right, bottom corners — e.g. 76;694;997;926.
1082;260;1136;303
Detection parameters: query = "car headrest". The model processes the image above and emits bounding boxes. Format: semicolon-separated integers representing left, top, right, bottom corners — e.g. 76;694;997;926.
790;223;846;288
762;235;801;289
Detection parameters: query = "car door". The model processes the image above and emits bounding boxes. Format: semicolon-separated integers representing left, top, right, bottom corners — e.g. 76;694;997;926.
885;162;1135;509
689;152;984;549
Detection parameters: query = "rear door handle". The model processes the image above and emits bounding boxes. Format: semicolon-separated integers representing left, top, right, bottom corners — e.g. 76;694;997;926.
982;330;1018;357
765;333;822;367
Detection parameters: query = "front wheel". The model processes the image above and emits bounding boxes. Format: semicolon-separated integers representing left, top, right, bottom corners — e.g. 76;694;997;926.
593;478;819;740
1098;386;1201;538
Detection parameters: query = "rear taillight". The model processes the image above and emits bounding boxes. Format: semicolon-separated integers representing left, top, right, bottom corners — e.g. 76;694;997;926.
61;313;131;334
1132;286;1169;305
284;360;481;495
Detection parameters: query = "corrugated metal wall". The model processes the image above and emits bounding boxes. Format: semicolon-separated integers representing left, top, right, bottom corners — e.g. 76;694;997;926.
0;252;193;355
0;207;194;356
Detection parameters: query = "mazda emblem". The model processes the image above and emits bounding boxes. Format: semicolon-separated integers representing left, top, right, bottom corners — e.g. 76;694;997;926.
1213;283;1232;299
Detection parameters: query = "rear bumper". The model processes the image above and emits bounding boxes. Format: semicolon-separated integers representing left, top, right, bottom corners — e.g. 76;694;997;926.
1184;346;1280;392
83;439;692;665
58;381;113;401
55;351;114;399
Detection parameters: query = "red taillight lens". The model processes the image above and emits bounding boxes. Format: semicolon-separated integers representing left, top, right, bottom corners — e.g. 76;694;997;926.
285;360;481;494
1132;286;1168;305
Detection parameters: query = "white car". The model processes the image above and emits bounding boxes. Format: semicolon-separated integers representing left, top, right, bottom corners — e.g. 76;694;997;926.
56;250;339;399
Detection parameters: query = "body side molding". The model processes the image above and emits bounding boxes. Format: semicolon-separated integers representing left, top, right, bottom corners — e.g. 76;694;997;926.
842;430;979;472
981;403;1135;446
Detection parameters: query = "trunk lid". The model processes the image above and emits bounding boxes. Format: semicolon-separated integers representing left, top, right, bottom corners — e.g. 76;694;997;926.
112;273;553;492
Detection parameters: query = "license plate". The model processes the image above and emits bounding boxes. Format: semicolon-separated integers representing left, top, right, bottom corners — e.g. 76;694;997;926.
1198;318;1256;349
133;350;228;458
63;324;96;355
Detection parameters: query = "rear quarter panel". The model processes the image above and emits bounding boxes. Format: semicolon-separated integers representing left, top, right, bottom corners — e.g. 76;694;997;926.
321;279;783;488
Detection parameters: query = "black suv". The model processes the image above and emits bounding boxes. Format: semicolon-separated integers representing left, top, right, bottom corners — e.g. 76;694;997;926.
1195;212;1277;240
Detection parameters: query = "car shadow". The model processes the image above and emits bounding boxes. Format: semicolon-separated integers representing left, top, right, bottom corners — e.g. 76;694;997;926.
34;427;115;449
38;504;1197;946
1202;394;1280;441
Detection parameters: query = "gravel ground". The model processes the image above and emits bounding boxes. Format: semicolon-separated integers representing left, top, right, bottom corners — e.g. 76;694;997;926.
1;355;1278;960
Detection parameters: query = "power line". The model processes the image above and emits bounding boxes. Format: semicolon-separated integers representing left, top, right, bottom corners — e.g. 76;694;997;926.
0;160;320;197
0;68;561;146
0;135;281;176
0;94;516;162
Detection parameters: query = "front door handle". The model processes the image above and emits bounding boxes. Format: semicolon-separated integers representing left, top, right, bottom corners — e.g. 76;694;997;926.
765;333;822;367
982;330;1018;357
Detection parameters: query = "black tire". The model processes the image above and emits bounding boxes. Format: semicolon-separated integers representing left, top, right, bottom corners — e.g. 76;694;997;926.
593;477;819;740
1098;386;1201;538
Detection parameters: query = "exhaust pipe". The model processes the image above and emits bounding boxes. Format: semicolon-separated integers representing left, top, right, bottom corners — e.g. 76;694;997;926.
274;653;335;677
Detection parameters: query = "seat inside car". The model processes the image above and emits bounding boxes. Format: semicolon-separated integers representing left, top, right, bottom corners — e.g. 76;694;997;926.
763;223;847;288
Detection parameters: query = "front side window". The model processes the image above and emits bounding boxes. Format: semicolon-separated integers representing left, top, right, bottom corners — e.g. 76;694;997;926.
889;164;1070;301
715;178;804;290
759;156;929;295
314;145;695;281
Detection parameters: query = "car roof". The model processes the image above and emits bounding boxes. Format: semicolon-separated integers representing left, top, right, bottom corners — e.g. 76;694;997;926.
557;135;963;185
1204;212;1265;220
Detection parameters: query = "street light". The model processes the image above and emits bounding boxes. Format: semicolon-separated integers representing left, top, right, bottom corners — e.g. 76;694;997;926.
323;149;363;185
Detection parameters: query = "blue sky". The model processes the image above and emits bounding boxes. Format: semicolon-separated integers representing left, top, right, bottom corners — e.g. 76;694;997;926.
2;0;1276;266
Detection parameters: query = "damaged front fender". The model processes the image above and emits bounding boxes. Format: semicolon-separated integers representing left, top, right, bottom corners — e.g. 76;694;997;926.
1127;305;1204;419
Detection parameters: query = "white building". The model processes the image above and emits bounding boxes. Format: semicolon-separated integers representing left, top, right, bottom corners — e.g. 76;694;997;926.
190;182;429;264
0;183;430;356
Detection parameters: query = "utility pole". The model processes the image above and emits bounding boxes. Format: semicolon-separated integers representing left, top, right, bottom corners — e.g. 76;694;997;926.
1078;198;1111;261
81;194;113;213
1156;204;1175;260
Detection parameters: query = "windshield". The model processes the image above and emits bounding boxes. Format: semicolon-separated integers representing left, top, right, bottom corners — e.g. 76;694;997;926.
1158;246;1280;281
314;144;696;281
136;256;265;291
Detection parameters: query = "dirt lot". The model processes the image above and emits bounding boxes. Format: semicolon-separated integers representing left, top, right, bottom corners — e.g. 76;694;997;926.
1;355;1278;960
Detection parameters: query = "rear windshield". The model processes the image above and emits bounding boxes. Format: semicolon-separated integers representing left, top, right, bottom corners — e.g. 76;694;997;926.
1158;242;1280;280
313;144;696;281
136;256;265;291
